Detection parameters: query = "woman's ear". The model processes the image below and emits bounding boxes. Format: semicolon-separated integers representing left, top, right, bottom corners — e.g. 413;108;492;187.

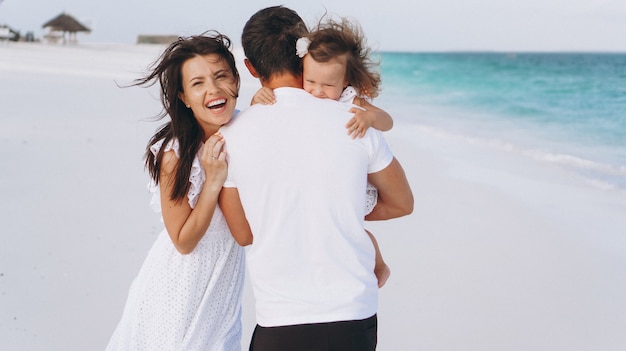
244;58;260;78
178;92;189;108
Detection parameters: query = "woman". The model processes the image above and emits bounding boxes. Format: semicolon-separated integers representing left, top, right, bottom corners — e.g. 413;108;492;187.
107;32;251;351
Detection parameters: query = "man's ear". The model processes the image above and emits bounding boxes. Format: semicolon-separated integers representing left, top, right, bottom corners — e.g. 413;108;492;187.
244;58;260;78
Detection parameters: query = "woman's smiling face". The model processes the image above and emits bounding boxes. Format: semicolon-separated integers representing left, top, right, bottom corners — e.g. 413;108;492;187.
178;53;239;137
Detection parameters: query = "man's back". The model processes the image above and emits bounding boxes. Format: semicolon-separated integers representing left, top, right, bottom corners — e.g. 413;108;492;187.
220;87;393;327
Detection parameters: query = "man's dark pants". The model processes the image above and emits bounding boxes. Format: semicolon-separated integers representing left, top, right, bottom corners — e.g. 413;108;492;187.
249;314;377;351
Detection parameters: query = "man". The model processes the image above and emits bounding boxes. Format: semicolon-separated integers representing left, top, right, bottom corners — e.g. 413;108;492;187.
219;6;413;351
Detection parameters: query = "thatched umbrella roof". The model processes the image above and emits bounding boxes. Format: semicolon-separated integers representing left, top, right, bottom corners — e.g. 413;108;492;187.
42;13;91;33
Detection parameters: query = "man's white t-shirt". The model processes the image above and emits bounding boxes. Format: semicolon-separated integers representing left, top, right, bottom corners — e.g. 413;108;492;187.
220;87;393;327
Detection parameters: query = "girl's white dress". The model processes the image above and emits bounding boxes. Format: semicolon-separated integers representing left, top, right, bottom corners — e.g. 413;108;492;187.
106;139;245;351
340;85;379;215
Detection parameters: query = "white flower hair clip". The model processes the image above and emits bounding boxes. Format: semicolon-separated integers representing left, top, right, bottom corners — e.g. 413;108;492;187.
296;37;311;58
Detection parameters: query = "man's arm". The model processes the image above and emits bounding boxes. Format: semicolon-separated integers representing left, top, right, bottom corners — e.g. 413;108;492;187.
366;157;414;220
219;187;254;246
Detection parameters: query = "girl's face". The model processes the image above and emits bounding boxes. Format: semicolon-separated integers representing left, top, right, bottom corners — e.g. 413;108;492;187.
178;54;238;137
302;54;348;100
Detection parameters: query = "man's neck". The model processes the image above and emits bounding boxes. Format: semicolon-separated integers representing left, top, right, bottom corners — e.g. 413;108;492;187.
262;73;303;90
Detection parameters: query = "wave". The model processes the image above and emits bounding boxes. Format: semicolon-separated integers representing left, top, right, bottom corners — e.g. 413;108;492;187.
411;123;626;193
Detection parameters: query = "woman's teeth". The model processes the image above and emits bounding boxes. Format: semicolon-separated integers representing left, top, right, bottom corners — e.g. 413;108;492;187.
207;99;226;109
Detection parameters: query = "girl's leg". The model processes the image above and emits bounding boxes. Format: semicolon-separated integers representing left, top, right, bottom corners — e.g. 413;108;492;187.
365;229;390;288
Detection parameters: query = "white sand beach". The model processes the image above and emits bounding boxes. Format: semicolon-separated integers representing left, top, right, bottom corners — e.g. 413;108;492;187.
1;42;626;350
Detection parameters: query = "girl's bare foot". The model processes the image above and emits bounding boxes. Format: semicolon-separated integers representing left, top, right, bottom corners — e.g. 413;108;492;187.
375;263;391;288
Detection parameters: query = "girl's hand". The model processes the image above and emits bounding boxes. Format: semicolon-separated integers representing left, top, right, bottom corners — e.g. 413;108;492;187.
251;87;276;105
347;97;393;138
200;132;227;191
346;108;376;139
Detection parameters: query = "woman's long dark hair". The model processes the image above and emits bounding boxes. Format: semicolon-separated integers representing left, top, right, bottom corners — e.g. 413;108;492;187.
133;32;240;202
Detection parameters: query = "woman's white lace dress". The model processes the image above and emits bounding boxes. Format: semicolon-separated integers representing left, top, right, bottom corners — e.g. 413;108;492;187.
106;139;245;351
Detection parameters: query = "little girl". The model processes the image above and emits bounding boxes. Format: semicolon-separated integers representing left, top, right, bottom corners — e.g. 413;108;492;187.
252;18;392;288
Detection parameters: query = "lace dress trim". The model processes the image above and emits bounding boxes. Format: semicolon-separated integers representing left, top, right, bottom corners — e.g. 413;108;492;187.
148;139;205;212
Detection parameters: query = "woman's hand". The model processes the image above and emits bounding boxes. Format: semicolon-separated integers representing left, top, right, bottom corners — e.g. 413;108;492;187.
161;133;229;255
200;132;228;192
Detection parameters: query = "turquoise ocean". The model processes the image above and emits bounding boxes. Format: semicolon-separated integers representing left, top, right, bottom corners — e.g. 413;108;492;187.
377;52;626;192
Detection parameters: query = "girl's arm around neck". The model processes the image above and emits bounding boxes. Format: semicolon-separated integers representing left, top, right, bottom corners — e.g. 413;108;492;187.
347;97;393;139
